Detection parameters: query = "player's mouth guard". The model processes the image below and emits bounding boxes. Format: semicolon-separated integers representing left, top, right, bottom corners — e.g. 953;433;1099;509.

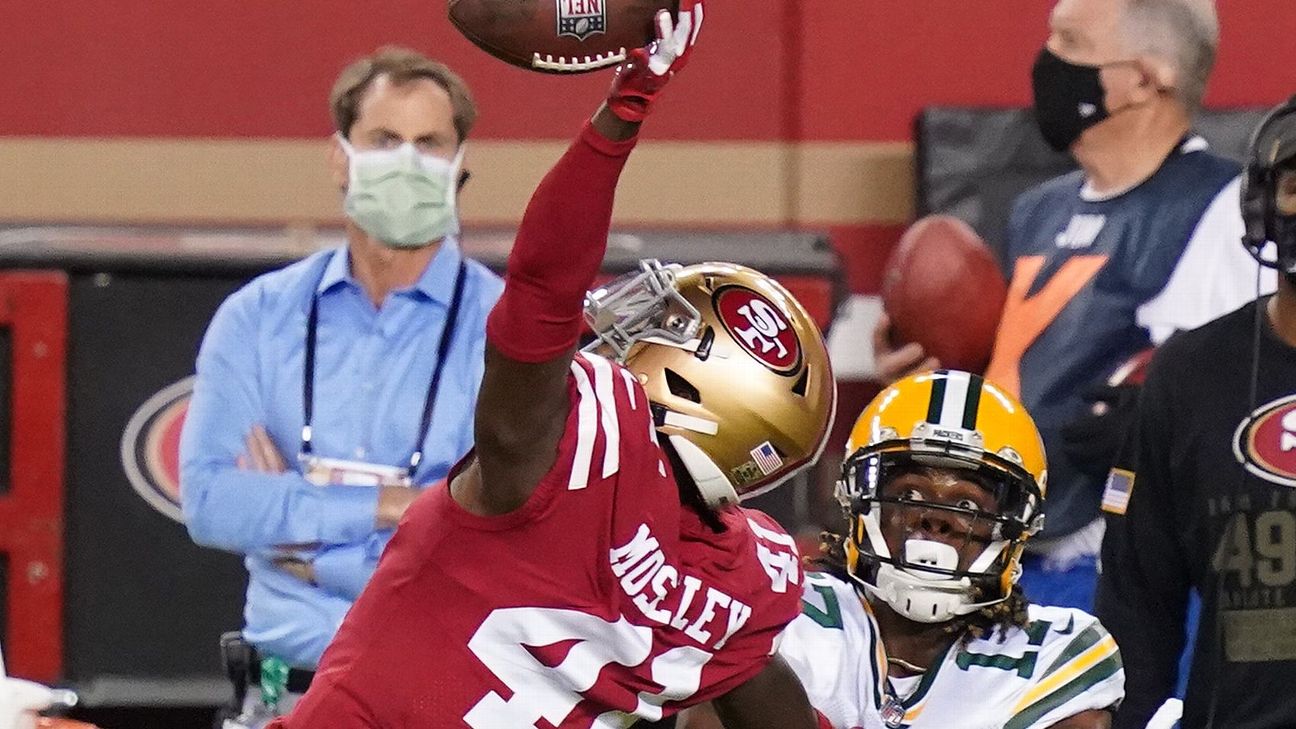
584;258;702;361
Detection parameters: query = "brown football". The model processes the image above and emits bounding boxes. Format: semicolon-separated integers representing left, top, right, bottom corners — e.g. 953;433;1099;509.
449;0;677;74
882;215;1007;373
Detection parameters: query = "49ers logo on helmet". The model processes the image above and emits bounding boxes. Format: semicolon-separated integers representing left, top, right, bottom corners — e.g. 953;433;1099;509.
1233;394;1296;488
120;377;193;522
714;286;801;374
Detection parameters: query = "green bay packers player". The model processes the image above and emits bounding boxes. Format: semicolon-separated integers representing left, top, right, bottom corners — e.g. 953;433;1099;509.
683;370;1123;729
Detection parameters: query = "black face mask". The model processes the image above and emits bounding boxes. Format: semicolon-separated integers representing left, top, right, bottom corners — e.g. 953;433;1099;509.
1031;47;1110;152
1273;213;1296;285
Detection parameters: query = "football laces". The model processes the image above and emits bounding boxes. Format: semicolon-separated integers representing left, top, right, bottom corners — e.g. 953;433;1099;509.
531;48;628;73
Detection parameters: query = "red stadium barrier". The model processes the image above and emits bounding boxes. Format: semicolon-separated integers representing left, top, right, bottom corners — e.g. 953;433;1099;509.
0;272;68;682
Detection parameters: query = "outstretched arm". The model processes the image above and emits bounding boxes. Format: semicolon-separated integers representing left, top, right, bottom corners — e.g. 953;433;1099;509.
454;5;704;516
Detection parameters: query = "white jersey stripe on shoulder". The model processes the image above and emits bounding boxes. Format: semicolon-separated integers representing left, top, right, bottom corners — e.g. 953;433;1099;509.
587;354;621;479
938;370;971;428
622;370;665;475
619;367;639;410
568;360;598;490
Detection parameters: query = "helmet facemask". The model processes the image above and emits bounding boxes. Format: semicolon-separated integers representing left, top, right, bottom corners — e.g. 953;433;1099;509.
584;259;836;509
584;259;703;360
838;433;1044;624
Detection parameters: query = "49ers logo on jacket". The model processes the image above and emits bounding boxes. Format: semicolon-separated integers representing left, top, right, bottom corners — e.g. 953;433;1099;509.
556;0;606;40
1233;394;1296;488
120;376;193;522
714;286;801;374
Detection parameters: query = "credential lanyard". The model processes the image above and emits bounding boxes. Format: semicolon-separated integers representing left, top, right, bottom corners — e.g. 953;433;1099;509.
300;260;468;479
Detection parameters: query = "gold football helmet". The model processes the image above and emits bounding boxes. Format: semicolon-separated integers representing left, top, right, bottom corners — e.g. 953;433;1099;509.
838;370;1046;622
585;259;836;506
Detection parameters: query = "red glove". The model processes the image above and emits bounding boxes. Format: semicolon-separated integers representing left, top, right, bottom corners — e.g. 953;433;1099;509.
605;1;704;122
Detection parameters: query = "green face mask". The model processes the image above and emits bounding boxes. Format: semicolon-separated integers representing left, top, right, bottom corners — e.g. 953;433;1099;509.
338;135;463;249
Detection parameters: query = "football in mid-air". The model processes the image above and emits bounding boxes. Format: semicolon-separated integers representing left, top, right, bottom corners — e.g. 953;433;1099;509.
882;215;1007;373
449;0;677;74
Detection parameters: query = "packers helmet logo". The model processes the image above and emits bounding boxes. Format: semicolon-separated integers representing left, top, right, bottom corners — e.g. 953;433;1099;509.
1233;394;1296;488
714;286;802;374
120;377;193;522
556;0;606;41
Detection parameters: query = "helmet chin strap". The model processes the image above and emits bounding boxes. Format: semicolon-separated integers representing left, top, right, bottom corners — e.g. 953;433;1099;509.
868;564;973;623
667;434;740;507
867;539;978;623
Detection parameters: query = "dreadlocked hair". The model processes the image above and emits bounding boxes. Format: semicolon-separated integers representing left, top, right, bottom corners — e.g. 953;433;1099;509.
961;583;1030;644
811;532;1031;644
809;530;853;581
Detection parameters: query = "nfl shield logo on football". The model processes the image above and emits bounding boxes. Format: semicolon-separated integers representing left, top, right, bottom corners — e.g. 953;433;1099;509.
556;0;607;40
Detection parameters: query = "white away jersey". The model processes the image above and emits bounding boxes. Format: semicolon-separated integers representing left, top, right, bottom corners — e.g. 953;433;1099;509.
780;572;1124;729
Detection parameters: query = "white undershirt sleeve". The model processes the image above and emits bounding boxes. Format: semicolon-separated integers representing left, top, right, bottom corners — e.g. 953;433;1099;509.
1137;176;1277;344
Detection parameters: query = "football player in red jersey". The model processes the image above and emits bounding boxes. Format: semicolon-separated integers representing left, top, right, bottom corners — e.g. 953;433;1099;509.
270;3;838;728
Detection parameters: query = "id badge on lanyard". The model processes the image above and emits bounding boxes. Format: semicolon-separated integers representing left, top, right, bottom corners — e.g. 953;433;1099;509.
298;258;466;490
299;455;413;488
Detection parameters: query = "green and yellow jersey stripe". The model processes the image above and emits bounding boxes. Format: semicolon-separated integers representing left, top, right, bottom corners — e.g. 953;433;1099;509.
1004;629;1121;729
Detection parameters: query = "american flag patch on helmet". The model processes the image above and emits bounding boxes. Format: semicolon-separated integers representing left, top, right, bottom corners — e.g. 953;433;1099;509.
750;441;784;475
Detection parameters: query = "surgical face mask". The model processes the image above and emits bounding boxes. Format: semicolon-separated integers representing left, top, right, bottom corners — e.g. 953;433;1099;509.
338;135;464;249
1031;47;1113;152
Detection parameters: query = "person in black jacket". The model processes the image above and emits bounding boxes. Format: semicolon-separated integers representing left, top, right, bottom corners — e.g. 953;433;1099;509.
1097;94;1296;729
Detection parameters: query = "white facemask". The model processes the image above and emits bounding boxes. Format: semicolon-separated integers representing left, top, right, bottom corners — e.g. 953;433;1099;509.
338;135;464;249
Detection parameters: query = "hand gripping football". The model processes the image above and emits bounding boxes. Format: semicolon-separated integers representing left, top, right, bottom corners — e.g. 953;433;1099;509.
881;215;1007;373
449;0;678;73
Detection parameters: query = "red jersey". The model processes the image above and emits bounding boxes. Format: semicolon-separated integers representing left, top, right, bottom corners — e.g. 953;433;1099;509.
278;352;805;728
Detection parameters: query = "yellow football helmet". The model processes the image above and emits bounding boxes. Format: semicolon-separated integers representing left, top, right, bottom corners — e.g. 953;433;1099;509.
838;370;1046;622
585;259;836;506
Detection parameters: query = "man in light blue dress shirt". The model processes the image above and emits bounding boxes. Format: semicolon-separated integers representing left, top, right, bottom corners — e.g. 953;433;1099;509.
179;47;502;727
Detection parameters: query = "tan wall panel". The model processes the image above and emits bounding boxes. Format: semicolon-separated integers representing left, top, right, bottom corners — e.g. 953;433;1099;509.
793;142;916;225
0;139;338;224
0;138;914;226
461;141;566;225
463;142;790;226
614;143;790;225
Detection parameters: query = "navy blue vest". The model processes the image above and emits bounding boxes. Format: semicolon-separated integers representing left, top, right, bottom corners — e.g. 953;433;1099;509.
987;142;1239;537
